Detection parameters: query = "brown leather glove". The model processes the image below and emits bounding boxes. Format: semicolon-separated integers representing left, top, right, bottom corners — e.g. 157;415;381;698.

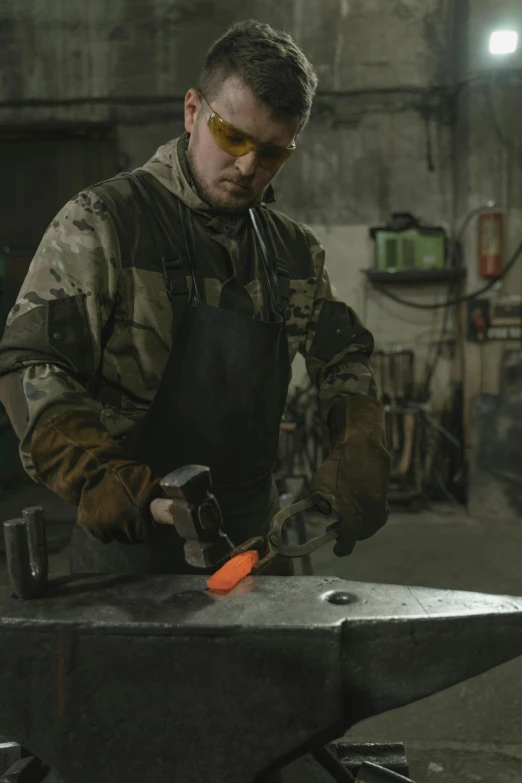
310;395;390;557
31;410;162;544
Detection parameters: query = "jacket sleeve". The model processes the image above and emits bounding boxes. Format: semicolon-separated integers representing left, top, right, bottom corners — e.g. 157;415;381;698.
0;190;121;479
299;226;378;422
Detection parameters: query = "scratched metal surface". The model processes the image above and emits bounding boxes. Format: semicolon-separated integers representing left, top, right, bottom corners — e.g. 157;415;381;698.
2;575;522;630
0;576;521;783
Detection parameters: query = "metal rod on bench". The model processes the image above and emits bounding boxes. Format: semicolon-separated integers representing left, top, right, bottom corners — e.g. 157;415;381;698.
3;507;48;600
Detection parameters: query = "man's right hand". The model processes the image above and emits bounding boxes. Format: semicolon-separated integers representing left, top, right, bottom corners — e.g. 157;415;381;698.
30;409;162;543
77;459;162;543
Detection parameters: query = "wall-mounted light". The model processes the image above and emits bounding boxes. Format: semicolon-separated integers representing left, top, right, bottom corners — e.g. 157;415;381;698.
489;30;519;55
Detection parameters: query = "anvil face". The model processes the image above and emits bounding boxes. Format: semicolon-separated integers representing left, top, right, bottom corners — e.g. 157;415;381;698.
1;575;521;782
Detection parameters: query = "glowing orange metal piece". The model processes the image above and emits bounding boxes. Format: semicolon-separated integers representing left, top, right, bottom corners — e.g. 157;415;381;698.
207;550;260;593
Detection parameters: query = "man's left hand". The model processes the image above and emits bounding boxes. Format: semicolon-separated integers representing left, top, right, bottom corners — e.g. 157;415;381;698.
309;395;391;557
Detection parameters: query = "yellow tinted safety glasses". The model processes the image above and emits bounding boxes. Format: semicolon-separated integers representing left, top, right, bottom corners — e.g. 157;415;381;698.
200;93;296;172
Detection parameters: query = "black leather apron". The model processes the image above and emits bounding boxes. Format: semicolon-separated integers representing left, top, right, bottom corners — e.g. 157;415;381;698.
69;175;290;574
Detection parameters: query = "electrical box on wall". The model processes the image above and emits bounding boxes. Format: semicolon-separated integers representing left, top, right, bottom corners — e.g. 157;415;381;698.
370;213;447;273
467;296;522;341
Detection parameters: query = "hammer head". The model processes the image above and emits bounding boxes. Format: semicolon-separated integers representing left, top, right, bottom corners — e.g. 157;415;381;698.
158;465;233;570
160;465;211;505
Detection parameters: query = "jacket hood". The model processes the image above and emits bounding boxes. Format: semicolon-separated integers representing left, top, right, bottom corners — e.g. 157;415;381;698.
137;133;275;217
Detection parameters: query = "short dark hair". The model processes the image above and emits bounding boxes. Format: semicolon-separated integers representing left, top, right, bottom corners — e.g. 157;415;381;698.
198;20;318;130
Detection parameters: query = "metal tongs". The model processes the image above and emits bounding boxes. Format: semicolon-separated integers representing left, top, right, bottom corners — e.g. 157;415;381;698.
229;492;341;574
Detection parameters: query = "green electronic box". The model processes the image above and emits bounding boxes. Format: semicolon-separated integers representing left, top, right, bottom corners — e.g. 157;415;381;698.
370;213;447;272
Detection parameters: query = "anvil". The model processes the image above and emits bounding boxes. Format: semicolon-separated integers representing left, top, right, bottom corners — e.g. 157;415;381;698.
1;570;521;782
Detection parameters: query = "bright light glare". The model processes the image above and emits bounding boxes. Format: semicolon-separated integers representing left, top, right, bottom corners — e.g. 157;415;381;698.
489;30;518;55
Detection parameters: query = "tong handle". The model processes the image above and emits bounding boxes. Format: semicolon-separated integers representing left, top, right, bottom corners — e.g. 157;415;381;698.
269;493;340;557
228;494;340;575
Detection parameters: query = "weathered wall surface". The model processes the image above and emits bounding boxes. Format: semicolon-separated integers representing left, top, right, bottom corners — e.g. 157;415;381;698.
2;0;521;438
0;1;451;100
0;0;454;221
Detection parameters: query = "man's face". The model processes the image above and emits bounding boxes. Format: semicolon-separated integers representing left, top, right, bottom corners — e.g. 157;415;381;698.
184;76;300;215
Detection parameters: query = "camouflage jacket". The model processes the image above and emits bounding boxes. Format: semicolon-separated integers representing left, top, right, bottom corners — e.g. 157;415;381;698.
0;134;376;480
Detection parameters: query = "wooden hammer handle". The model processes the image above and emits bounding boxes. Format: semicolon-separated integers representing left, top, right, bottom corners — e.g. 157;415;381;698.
150;498;181;526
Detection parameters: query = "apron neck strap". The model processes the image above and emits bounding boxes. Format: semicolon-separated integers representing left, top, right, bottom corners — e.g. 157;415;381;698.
124;172;201;305
249;208;285;319
178;200;201;304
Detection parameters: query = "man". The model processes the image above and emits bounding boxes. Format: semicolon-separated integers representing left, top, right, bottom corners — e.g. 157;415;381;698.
0;20;390;574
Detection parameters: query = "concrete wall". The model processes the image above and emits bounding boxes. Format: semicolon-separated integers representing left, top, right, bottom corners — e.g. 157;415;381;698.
1;0;521;445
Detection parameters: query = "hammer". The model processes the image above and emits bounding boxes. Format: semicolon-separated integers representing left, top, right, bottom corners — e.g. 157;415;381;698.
150;465;233;570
